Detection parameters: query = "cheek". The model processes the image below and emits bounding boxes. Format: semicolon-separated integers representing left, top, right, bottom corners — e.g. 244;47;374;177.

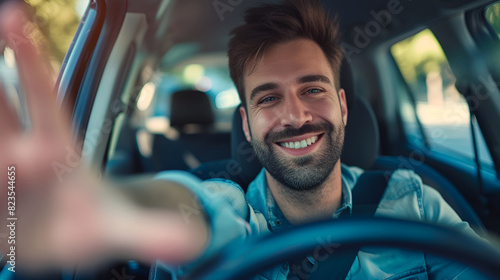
311;98;341;122
250;110;278;139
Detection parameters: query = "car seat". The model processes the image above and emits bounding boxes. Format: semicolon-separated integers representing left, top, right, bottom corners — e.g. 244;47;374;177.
140;89;231;172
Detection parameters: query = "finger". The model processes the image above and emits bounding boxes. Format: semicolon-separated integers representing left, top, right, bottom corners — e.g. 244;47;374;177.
0;79;20;135
0;2;59;134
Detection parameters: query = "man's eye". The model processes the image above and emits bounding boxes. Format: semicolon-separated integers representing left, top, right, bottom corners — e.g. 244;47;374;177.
306;88;322;94
259;96;278;104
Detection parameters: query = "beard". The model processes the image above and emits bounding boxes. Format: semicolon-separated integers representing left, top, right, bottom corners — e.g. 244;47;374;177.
251;121;344;191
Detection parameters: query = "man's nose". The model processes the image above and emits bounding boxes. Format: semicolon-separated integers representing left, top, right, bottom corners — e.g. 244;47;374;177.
279;94;312;128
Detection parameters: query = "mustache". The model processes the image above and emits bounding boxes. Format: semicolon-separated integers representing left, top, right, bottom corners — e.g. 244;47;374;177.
265;122;334;143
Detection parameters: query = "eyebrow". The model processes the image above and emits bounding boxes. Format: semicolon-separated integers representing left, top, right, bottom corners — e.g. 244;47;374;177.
249;82;279;104
297;74;331;85
248;74;332;104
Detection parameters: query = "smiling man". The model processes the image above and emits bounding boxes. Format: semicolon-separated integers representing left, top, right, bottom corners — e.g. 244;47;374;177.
158;0;487;279
238;38;347;225
226;1;349;227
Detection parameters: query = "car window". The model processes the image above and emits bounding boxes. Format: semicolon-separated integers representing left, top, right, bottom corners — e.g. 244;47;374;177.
0;1;82;129
390;29;494;167
21;0;82;70
485;2;500;38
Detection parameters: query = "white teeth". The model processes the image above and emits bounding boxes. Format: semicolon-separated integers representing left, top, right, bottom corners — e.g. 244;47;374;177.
279;135;320;149
300;140;307;148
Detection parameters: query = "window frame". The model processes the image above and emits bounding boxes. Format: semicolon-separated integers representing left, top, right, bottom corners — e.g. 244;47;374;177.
389;28;495;171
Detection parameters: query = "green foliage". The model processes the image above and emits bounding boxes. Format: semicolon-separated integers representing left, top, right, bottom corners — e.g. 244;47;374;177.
390;29;447;84
485;2;500;39
25;0;81;68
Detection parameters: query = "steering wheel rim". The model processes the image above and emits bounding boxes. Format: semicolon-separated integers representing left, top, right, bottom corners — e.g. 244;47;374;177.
189;217;500;280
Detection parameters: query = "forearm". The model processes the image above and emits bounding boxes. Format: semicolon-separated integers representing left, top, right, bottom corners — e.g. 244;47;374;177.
104;174;210;264
0;170;210;276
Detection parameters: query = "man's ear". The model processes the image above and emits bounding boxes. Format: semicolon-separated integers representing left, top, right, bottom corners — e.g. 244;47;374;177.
338;89;348;126
239;106;252;142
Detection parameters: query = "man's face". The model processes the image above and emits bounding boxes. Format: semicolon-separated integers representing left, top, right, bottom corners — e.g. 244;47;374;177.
240;38;348;191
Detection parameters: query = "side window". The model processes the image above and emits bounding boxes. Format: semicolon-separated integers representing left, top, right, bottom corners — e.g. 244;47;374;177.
485;2;500;38
391;29;494;167
0;1;82;127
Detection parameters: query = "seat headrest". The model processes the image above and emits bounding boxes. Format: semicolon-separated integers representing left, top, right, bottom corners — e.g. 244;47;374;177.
170;90;214;128
340;60;356;110
231;109;262;185
341;97;379;170
338;60;380;169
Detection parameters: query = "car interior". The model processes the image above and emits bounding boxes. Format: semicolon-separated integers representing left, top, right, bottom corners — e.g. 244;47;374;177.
93;0;500;233
3;0;499;278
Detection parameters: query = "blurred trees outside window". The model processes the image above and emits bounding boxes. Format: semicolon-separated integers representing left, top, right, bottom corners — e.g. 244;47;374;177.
24;0;85;71
485;2;500;38
391;29;493;166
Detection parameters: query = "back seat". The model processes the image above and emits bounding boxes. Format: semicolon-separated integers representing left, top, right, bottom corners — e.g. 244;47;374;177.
107;89;231;174
143;89;231;172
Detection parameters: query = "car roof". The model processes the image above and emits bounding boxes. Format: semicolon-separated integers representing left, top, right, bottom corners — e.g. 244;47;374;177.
128;0;496;63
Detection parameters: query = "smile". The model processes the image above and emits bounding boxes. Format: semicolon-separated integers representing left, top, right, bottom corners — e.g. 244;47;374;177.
278;135;319;149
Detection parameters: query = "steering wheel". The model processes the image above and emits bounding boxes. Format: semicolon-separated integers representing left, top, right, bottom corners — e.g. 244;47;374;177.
188;217;500;280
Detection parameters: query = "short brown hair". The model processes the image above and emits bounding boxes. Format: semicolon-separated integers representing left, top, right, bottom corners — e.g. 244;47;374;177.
228;0;343;108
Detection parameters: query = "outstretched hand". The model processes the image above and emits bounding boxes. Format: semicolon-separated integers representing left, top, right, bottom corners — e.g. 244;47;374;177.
0;2;207;273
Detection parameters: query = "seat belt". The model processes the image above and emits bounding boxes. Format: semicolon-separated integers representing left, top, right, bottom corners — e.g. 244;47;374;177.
306;170;393;280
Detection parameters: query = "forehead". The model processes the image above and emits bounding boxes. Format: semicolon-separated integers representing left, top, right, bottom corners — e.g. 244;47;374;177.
244;39;334;94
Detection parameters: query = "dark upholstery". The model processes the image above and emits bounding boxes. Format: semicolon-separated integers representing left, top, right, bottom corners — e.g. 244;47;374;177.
342;97;379;170
170;90;214;128
135;90;231;172
192;109;259;186
340;59;356;110
230;109;262;184
148;132;231;171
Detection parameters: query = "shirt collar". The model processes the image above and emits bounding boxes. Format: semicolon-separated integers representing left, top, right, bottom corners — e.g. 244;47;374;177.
246;165;354;232
334;175;352;218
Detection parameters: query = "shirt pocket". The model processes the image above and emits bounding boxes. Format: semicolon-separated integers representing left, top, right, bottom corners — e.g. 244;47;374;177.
386;267;428;280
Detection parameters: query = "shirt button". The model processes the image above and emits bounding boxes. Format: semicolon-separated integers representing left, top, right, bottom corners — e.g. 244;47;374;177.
283;263;289;269
276;220;281;225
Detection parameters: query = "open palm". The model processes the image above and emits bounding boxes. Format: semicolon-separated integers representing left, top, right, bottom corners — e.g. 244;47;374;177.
0;2;206;274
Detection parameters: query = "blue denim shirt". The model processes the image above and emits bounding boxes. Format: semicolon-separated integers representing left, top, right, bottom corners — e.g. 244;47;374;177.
154;164;486;280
